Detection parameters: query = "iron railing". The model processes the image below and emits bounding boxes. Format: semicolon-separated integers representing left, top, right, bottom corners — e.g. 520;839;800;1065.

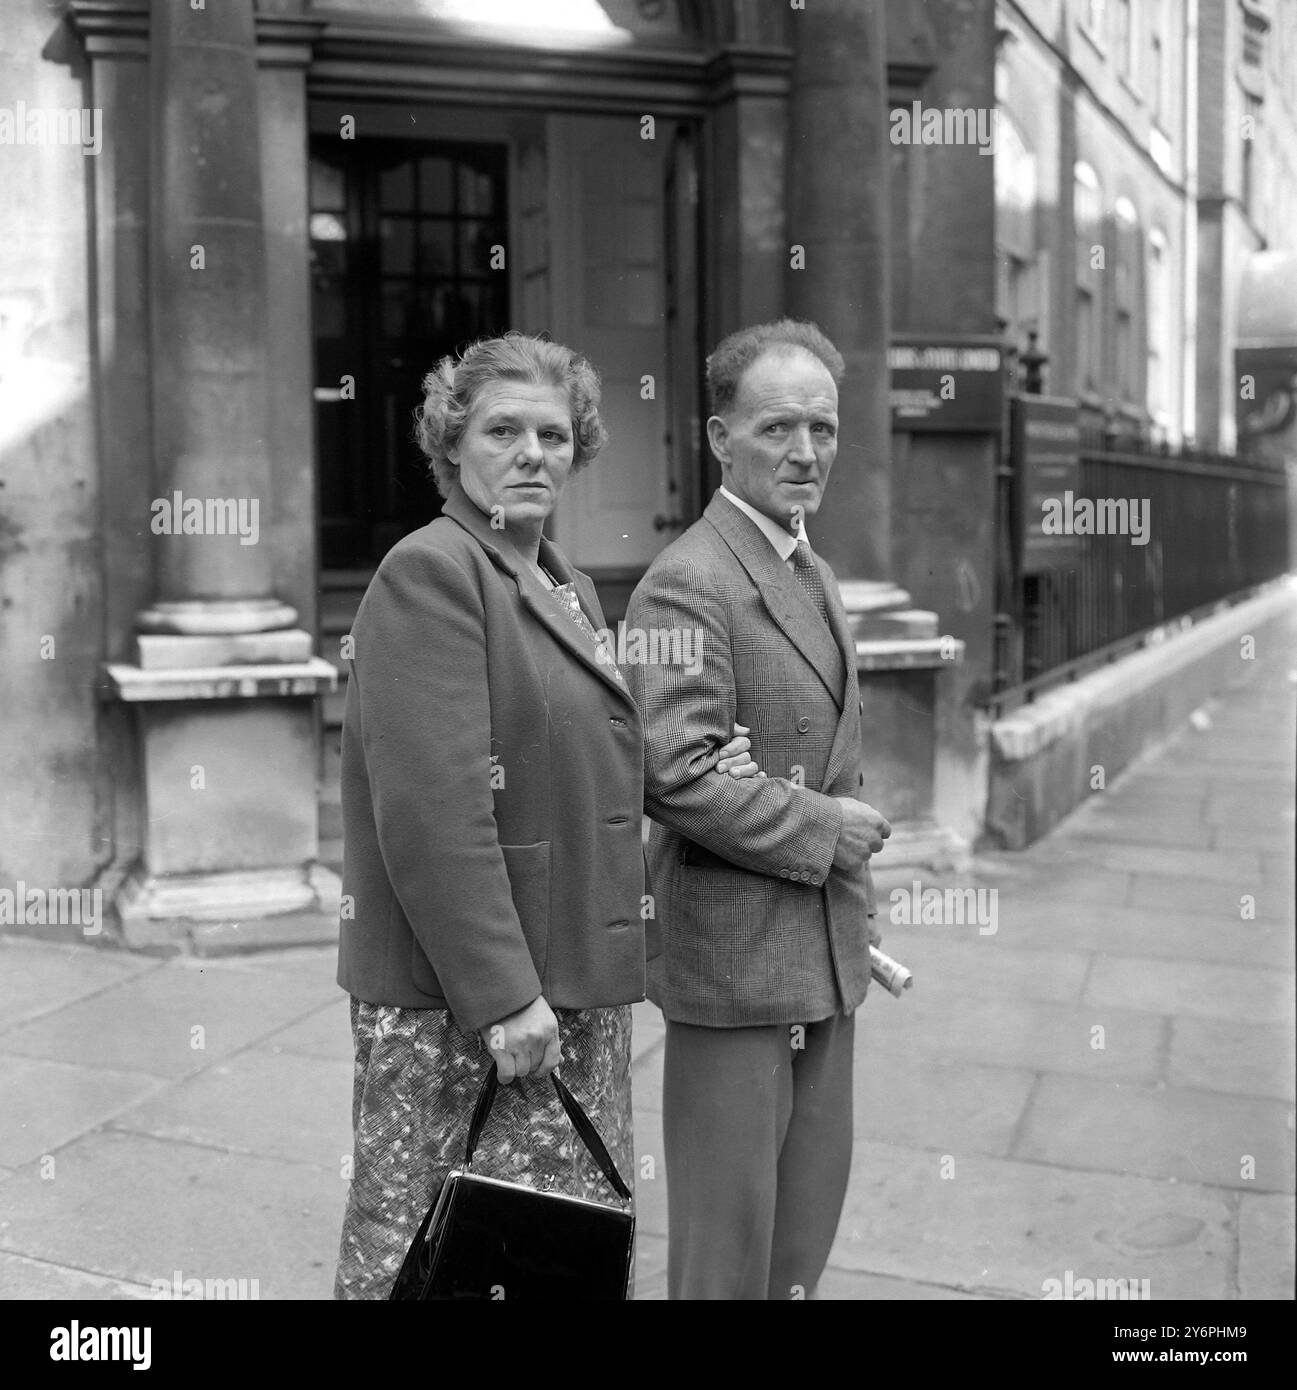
993;423;1290;711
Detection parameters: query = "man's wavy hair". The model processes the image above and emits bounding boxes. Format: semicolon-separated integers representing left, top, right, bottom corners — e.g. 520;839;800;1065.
415;332;609;499
705;318;845;417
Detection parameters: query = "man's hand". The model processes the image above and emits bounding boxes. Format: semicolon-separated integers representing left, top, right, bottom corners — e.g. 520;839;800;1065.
481;995;561;1083
831;798;892;871
715;722;766;779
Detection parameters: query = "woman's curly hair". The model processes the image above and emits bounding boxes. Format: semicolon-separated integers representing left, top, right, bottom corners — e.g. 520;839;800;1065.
414;332;609;500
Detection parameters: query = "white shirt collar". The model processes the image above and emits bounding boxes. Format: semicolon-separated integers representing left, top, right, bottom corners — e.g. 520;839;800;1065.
718;485;807;563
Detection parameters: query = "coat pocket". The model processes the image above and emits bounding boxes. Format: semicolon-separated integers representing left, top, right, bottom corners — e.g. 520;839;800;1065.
500;841;552;977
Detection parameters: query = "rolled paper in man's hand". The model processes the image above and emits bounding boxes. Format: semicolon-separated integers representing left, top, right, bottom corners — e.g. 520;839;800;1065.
869;945;913;997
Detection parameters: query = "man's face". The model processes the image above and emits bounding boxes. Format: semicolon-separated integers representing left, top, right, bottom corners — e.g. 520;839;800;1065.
707;347;839;532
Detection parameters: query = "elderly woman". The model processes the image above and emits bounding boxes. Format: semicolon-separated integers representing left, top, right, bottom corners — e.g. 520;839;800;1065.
333;332;758;1299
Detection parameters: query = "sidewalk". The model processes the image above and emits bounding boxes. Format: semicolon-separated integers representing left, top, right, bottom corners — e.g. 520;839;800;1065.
0;609;1292;1300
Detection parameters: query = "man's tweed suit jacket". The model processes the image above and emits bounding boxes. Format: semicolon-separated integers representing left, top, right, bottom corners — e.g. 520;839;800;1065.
626;491;878;1028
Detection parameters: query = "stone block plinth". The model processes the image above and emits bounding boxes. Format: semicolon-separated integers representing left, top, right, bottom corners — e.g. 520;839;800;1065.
99;632;339;949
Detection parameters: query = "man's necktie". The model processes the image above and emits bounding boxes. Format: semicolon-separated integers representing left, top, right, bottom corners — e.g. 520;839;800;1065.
791;539;831;628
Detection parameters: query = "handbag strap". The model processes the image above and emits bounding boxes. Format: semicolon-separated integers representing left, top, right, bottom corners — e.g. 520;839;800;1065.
464;1067;633;1202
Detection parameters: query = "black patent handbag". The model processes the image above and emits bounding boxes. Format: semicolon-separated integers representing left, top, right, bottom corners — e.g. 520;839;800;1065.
388;1066;635;1300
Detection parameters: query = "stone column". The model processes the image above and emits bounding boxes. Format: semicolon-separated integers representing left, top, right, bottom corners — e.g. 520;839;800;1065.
143;0;293;635
781;0;971;872
83;0;337;948
784;0;892;583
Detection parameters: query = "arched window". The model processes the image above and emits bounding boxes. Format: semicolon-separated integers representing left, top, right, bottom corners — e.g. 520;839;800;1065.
1074;162;1103;394
1146;227;1170;424
1113;195;1140;405
995;114;1039;354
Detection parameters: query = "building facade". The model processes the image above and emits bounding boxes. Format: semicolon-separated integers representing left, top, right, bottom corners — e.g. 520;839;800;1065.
3;0;997;945
994;0;1297;450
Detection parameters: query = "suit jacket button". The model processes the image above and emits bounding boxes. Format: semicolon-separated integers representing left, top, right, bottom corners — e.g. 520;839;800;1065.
779;868;790;878
796;717;810;733
811;876;822;886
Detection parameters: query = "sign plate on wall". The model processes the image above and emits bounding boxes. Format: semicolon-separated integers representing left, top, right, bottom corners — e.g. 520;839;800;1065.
888;337;1004;432
1013;395;1082;573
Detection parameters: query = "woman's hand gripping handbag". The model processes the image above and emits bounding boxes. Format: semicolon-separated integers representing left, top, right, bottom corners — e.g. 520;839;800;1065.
389;1066;635;1300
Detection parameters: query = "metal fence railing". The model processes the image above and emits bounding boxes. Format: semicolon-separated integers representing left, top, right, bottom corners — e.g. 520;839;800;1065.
993;428;1290;711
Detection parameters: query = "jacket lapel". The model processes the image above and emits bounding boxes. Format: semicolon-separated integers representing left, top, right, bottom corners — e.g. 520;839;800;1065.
705;493;846;710
440;484;636;708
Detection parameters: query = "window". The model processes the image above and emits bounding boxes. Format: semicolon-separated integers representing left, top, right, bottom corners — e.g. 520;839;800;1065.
994;114;1040;352
1146;228;1170;420
1150;10;1166;120
310;137;510;568
1113;197;1140;403
1074;162;1103;393
1115;0;1134;79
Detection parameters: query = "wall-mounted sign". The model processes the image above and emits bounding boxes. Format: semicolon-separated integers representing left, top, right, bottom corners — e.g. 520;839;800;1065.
1012;395;1082;573
888;335;1004;432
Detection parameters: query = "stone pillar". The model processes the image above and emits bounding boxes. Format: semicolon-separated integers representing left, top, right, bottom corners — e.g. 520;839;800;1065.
781;0;972;871
143;0;293;635
85;0;336;949
784;0;891;583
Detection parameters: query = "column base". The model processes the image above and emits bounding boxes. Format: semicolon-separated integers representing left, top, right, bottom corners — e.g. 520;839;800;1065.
136;598;299;636
111;861;341;953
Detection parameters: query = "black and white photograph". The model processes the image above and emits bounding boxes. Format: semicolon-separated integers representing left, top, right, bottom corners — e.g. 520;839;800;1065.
0;0;1293;1353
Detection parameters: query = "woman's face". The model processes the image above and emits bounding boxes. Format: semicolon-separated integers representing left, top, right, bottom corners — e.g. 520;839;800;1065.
449;380;576;536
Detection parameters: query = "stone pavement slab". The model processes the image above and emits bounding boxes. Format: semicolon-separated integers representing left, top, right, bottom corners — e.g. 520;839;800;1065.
0;940;160;1031
0;957;339;1080
1167;1015;1296;1101
0;1056;164;1168
1237;1194;1296;1299
108;1047;353;1172
854;1050;1035;1158
0;1129;342;1300
1126;871;1283;921
990;903;1290;968
886;935;1090;1005
831;1138;1235;1300
1082;954;1294;1025
252;998;352;1063
1014;1075;1294;1192
0;1252;153;1301
858;990;1165;1083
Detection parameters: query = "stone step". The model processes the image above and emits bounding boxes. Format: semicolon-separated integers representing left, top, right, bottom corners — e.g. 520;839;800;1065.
852;608;941;640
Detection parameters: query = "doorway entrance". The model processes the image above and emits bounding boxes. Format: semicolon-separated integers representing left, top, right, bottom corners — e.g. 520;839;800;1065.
310;136;511;570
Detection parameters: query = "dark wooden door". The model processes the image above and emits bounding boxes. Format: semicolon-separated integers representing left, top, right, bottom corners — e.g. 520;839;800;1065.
310;137;510;569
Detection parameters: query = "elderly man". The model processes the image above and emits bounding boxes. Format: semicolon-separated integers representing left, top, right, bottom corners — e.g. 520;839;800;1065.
626;318;891;1300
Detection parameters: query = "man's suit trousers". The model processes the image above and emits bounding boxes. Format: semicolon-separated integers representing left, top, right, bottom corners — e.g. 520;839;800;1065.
662;1010;856;1300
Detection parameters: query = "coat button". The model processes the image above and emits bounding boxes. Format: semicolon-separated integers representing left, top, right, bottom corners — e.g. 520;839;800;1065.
779;868;790;878
796;717;810;733
859;699;864;715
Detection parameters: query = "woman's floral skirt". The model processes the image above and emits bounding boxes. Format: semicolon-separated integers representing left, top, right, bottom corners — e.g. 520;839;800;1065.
334;997;634;1299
